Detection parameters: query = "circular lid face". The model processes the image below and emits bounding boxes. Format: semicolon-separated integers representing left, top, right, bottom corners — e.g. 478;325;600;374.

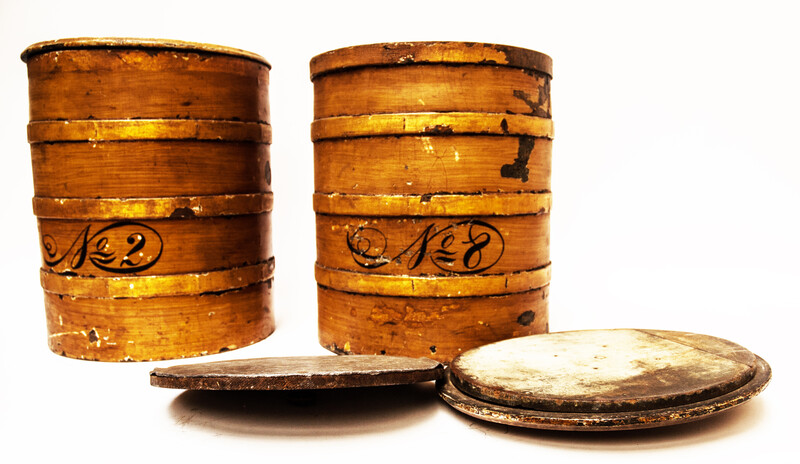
21;37;270;67
150;355;443;390
440;329;771;430
309;41;552;79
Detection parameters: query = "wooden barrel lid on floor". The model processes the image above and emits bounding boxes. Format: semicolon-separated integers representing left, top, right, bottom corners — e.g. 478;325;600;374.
439;329;772;430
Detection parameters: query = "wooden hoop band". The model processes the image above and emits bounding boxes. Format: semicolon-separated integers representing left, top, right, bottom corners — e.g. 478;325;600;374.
21;37;271;66
33;193;273;219
28;119;272;143
315;264;551;297
313;192;550;217
310;42;552;79
311;113;553;141
40;259;275;298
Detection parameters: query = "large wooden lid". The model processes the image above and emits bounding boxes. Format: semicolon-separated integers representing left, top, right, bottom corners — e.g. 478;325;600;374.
440;329;771;430
21;37;270;67
310;41;552;79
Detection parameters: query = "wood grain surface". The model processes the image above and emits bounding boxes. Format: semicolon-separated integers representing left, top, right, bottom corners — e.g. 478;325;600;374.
37;213;271;276
31;141;270;198
45;280;274;362
317;284;549;362
316;213;549;276
314;135;551;194
313;64;550;119
309;41;551;79
24;47;269;122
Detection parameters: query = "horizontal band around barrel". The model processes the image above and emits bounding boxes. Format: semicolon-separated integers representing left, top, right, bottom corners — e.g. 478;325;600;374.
33;193;273;219
41;260;275;298
28;119;272;143
310;42;552;79
313;192;550;217
315;263;551;297
22;37;270;67
311;113;553;141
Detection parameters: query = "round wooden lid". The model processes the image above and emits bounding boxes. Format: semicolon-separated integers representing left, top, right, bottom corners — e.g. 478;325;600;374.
440;329;771;430
310;41;552;79
21;37;270;67
150;355;443;390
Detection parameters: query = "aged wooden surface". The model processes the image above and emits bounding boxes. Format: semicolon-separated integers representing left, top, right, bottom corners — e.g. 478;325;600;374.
317;284;549;361
315;264;551;297
37;213;272;277
310;41;552;78
314;136;551;195
23;38;274;361
316;213;549;276
22;40;269;122
46;280;274;362
311;42;551;119
31;141;270;198
439;329;771;430
150;355;444;390
312;42;553;361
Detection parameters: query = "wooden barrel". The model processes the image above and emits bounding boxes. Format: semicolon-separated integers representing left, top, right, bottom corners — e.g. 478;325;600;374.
22;38;275;361
311;42;553;362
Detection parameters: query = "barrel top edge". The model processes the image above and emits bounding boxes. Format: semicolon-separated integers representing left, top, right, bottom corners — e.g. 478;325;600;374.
310;41;552;79
21;37;271;68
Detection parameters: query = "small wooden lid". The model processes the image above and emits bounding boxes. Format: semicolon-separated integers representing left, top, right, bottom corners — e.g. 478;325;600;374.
310;42;552;79
150;355;444;390
21;37;270;67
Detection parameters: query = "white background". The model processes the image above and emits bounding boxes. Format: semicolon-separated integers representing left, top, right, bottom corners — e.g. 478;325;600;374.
1;0;797;461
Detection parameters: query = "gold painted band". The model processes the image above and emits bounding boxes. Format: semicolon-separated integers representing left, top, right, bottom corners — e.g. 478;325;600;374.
315;263;551;297
313;192;550;217
33;193;273;219
311;113;553;141
21;37;271;67
28;119;272;143
310;42;552;79
40;260;275;298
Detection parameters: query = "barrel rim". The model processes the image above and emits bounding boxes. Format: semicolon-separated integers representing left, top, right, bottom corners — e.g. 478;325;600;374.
40;260;275;298
313;192;551;217
33;193;273;219
21;37;271;68
315;263;551;297
28;119;272;143
310;41;552;80
311;113;554;141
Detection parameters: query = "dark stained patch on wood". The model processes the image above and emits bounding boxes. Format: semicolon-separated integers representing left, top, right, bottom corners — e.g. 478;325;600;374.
500;136;535;182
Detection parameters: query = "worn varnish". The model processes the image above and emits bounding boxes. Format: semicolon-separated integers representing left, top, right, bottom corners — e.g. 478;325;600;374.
439;329;772;430
311;42;553;361
150;355;444;390
22;38;275;361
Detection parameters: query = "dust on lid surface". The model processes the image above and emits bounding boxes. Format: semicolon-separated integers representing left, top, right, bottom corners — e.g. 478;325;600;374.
309;41;552;80
150;355;444;390
449;329;761;413
20;37;270;67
